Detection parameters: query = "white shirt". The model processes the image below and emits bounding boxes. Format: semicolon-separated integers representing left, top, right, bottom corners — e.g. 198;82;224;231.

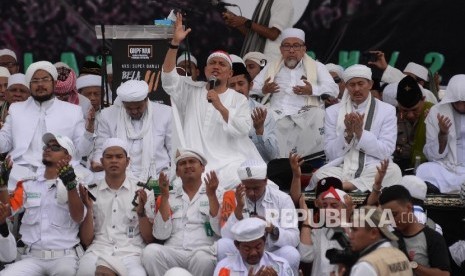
86;177;155;256
153;184;223;250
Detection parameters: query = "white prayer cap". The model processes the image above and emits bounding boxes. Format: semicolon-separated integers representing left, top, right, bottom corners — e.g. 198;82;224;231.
95;255;128;276
281;28;305;42
382;82;398;107
243;52;267;67
0;49;17;61
0;67;10;78
116;79;148;102
54;62;70;69
441;74;465;104
229;54;245;65
404;62;428;81
342;64;372;83
321;186;348;205
106;64;113;74
231;217;267;242
164;267;193;276
7;73;28;89
175;148;208;166
325;63;344;78
102;138;129;155
25;61;58;83
400;175;427;201
76;75;102;90
237;159;267;181
450;240;465;267
42;132;76;159
207;50;232;68
177;52;198;66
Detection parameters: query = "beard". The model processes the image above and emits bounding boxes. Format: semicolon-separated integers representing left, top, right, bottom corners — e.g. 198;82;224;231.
42;159;52;166
284;58;299;69
32;93;54;103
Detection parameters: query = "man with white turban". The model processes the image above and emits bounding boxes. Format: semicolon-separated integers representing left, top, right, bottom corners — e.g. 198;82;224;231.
0;66;10;106
176;51;199;81
308;64;402;192
0;49;19;74
243;51;268;80
326;63;346;99
0;73;30;129
92;79;172;182
0;61;94;190
161;13;264;190
416;74;465;194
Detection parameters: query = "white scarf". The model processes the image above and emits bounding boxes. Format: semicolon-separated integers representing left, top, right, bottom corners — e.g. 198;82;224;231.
116;103;155;181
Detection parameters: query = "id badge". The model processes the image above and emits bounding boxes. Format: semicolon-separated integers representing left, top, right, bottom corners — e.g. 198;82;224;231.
204;221;214;237
127;226;135;238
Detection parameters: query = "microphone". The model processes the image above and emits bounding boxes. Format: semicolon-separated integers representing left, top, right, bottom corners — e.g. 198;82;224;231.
211;0;238;9
208;76;217;103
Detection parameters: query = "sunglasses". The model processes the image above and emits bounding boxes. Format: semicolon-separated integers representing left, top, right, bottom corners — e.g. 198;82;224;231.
43;144;64;152
333;77;342;84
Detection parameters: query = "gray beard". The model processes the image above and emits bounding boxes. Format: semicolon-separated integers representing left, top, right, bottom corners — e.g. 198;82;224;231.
284;59;299;69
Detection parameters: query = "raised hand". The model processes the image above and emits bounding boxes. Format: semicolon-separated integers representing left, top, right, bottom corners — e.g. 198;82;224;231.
252;107;267;135
158;171;170;198
57;159;77;190
204;170;219;198
293;80;313;95
289;152;303;177
136;189;148;217
373;159;389;191
235;184;246;208
262;77;279;94
78;184;94;208
172;13;192;45
85;107;96;133
437;113;452;135
367;50;388;71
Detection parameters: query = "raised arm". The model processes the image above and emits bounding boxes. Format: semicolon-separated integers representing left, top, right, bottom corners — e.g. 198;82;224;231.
162;13;192;74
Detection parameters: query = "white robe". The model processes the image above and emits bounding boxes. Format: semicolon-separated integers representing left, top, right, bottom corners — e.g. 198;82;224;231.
161;69;264;190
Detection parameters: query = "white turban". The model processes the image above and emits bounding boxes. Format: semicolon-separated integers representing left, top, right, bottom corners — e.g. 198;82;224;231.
76;75;102;90
231;217;267;242
102;138;129;155
0;49;17;61
25;61;58;84
229;54;245;65
207;51;232;68
325;63;344;78
404;62;428;81
382;82;398;107
54;62;70;69
342;64;372;83
175;148;207;165
243;51;267;67
281;28;305;42
0;67;10;78
177;52;198;66
237;159;267;181
8;73;28;89
116;80;148;102
400;175;427;201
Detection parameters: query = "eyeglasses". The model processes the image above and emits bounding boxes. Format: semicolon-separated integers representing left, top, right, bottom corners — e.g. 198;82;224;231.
30;77;53;85
43;144;65;152
0;62;17;69
333;77;342;84
280;43;305;51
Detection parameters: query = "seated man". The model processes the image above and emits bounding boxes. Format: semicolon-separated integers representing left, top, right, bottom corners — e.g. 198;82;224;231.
325;63;346;100
308;64;402;192
214;217;293;276
0;49;20;75
176;52;200;81
243;51;267;81
349;206;412;276
0;73;30;129
2;133;86;275
416;74;465;194
219;159;300;275
77;138;155;276
393;75;434;174
379;185;451;275
142;148;223;276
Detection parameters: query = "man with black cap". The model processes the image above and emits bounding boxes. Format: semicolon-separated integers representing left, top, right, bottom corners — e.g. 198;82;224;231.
394;75;434;175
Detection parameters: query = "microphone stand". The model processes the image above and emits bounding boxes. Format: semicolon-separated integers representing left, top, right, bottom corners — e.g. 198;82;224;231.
100;24;112;108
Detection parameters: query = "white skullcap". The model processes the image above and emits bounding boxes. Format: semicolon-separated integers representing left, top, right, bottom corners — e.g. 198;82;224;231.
76;75;102;90
177;52;198;66
343;64;372;83
54;62;70;69
229;54;245;65
96;255;128;276
106;64;113;75
42;133;76;159
102;138;129;155
116;79;148;102
207;51;232;68
382;82;399;107
450;240;465;267
404;62;428;81
325;63;344;78
243;52;267;67
321;187;348;205
8;73;28;89
0;67;10;78
400;175;427;201
442;74;465;104
237;159;267;181
175;148;208;166
281;28;305;42
231;217;267;242
25;61;59;84
164;267;193;276
0;49;17;61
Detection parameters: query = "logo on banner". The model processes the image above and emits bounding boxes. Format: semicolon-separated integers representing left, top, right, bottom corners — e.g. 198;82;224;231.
128;45;153;60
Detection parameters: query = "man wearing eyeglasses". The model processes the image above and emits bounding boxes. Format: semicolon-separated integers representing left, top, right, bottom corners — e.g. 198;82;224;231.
325;63;346;100
0;49;20;75
0;67;10;108
0;61;94;191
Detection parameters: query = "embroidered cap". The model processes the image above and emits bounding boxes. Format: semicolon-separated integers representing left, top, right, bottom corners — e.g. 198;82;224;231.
231;217;267;242
237;159;267;181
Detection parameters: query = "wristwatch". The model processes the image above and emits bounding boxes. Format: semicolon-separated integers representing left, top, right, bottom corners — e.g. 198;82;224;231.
410;261;418;270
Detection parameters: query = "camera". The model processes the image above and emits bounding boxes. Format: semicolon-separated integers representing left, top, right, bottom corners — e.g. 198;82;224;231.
360;51;378;65
325;227;358;271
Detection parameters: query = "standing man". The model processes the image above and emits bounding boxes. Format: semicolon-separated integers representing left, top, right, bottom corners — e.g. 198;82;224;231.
0;73;30;128
222;0;294;62
76;74;103;114
77;138;155;276
162;13;264;190
308;64;401;192
142;148;223;276
1;133;86;275
0;61;94;190
92;79;172;182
